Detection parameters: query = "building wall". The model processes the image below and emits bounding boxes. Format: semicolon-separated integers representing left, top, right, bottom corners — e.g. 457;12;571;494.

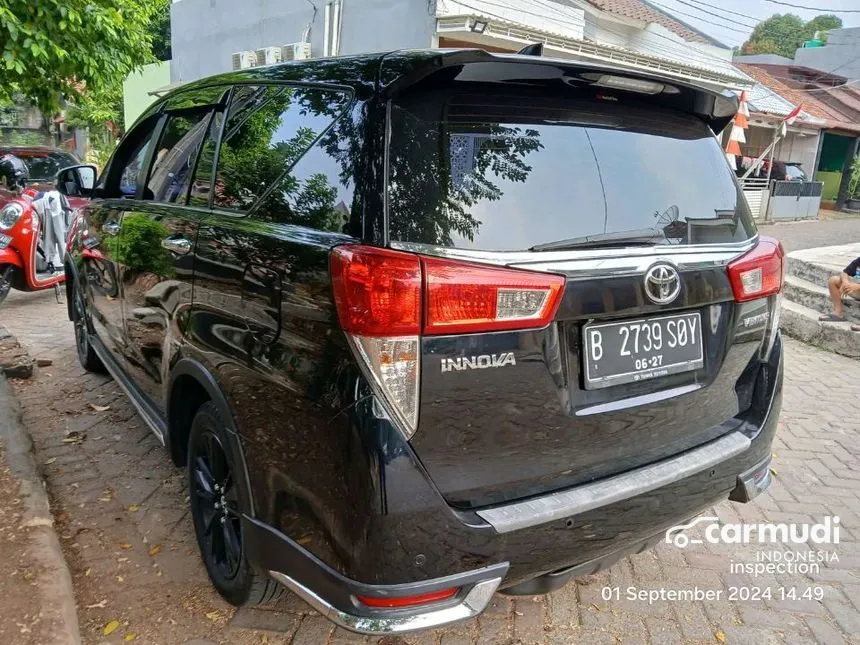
741;125;821;179
123;61;171;127
170;0;436;83
794;27;860;81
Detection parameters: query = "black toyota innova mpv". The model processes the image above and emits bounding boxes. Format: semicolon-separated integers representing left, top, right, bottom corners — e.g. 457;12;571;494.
58;49;784;634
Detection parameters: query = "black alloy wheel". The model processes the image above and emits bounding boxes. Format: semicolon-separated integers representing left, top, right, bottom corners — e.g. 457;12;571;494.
71;280;105;373
191;427;243;581
187;402;280;606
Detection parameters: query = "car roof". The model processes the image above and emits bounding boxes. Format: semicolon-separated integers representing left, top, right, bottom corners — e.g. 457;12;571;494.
0;145;73;154
156;49;739;133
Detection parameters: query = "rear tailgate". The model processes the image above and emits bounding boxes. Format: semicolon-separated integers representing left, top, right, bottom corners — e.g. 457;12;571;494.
383;69;772;509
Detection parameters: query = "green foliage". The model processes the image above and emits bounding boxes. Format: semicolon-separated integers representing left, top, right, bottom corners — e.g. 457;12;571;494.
741;13;843;58
1;129;48;146
150;2;172;62
0;0;169;114
849;156;860;199
104;213;174;276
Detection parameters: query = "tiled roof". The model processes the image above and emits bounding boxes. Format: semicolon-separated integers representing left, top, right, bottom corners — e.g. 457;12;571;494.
584;0;714;45
735;63;845;123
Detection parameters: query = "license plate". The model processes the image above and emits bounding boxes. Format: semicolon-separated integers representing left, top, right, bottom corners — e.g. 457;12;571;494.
583;312;704;390
0;233;10;249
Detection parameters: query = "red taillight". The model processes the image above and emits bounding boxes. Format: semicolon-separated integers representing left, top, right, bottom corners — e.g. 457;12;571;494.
356;587;458;608
423;256;565;335
330;245;421;337
727;237;785;302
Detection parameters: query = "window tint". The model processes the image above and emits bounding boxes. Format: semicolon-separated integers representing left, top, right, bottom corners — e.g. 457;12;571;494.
211;84;349;213
145;109;213;203
388;94;756;251
118;127;158;198
188;112;222;207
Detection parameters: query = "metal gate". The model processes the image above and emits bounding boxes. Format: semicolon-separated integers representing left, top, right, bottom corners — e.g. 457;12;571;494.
766;181;823;221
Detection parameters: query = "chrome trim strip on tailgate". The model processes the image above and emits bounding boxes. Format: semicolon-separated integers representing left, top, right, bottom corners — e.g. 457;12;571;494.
476;431;751;534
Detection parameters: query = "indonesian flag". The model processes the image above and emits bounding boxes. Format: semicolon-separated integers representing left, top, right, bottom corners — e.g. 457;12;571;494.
726;91;750;166
781;104;802;137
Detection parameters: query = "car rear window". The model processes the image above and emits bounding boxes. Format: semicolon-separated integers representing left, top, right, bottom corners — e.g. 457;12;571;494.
1;150;79;181
387;93;755;251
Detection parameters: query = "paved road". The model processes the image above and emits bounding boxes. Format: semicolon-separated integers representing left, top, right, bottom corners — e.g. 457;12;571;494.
2;234;860;644
759;213;860;254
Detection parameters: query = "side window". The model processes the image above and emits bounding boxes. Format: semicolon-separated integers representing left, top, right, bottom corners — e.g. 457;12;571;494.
114;120;160;198
144;108;214;203
210;84;349;214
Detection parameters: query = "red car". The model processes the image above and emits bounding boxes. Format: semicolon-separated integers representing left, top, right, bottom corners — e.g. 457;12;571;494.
0;145;85;208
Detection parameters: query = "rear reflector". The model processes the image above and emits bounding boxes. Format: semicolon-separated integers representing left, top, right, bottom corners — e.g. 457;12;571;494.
356;587;458;608
423;256;565;335
727;237;784;302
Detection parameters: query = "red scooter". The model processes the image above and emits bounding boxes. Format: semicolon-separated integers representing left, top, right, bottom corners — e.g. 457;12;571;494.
0;152;90;306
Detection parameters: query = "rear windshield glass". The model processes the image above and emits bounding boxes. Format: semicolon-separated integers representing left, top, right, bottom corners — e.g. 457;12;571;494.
387;93;755;251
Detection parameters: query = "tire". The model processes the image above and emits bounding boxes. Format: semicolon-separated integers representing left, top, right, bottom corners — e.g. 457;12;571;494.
0;265;11;306
71;279;106;373
187;401;281;606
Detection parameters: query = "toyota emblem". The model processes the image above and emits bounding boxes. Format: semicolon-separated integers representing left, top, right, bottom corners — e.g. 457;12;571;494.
644;264;681;305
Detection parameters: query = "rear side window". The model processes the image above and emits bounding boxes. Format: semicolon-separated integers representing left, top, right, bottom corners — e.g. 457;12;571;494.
209;84;350;214
388;93;756;251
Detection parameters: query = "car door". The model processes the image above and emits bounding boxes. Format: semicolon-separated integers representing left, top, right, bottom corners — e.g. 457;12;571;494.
118;87;229;411
80;117;161;362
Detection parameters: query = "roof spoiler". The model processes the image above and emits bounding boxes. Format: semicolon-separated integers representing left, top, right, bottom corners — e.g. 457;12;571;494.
379;49;739;133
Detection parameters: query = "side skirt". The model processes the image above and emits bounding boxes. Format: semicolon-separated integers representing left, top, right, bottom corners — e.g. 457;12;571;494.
89;334;167;445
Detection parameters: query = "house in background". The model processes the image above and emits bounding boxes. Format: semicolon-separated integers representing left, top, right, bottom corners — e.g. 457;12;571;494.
169;0;752;92
794;27;860;82
734;60;860;210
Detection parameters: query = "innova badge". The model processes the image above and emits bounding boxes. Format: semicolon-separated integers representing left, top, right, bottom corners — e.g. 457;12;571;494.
644;263;681;305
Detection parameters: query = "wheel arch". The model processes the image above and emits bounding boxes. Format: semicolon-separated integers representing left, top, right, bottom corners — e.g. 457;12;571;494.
168;357;257;517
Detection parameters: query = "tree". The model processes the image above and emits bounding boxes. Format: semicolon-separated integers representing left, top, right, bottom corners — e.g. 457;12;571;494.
741;13;843;58
0;0;168;114
804;14;842;42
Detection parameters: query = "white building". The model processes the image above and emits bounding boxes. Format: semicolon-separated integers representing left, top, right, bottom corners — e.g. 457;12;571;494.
169;0;752;91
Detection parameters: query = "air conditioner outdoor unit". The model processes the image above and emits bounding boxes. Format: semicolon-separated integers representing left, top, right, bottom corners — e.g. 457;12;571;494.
281;42;312;61
231;51;257;70
255;47;282;66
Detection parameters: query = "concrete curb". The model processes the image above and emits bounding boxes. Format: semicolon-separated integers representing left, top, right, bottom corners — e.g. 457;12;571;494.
0;374;82;645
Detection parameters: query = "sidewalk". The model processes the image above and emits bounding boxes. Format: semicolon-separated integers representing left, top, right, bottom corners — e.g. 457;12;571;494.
0;370;80;645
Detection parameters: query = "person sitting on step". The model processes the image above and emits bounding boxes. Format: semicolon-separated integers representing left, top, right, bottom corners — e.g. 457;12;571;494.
819;256;860;327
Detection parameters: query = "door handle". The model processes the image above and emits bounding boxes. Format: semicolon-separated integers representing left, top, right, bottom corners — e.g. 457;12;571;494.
161;236;193;255
102;221;121;236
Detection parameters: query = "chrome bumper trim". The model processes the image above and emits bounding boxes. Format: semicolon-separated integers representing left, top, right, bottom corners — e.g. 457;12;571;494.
476;431;752;534
268;571;502;635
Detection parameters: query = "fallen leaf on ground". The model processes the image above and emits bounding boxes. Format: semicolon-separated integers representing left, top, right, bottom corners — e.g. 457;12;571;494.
86;600;107;609
43;458;57;465
127;504;139;512
205;610;221;621
124;634;136;641
119;543;132;549
103;620;120;636
715;632;726;643
148;545;161;557
90;403;111;412
84;568;91;576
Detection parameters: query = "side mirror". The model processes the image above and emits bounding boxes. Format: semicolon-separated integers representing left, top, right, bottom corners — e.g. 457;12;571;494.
55;164;98;197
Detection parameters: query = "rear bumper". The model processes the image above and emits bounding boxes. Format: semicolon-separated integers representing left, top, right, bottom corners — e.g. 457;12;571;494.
243;516;508;634
245;335;783;634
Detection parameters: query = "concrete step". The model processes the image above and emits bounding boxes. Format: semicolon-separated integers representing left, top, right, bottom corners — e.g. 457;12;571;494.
782;274;860;323
785;243;860;284
779;299;860;359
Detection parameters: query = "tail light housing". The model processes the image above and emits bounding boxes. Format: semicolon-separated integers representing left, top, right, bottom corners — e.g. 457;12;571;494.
330;245;565;439
727;237;784;302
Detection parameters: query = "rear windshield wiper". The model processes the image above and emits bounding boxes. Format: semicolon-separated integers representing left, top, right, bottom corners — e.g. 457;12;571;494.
530;229;669;252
